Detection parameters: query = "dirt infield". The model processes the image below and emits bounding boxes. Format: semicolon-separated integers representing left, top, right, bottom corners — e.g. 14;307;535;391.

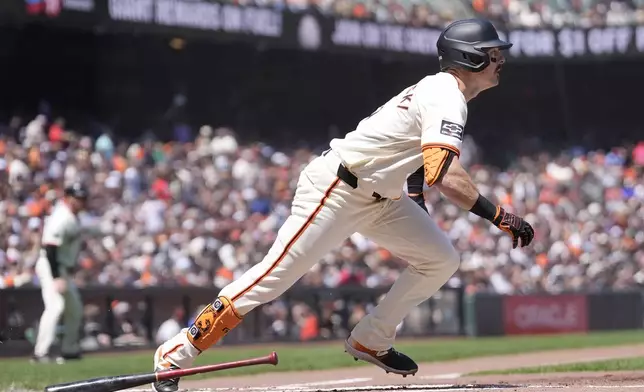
147;343;644;392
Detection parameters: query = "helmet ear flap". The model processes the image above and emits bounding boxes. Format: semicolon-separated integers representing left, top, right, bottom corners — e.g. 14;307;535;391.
439;49;489;73
463;52;484;66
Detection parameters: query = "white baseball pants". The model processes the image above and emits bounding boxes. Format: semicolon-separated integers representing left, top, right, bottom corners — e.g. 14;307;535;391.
33;257;83;357
159;150;460;368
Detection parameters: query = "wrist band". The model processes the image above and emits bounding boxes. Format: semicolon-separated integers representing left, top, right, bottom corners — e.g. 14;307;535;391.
469;194;498;222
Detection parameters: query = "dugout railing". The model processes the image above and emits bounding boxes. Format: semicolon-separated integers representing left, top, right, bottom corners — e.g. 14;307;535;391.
0;286;465;357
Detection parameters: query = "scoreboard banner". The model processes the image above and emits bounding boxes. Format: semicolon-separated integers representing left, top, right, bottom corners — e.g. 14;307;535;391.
5;0;644;60
327;18;644;59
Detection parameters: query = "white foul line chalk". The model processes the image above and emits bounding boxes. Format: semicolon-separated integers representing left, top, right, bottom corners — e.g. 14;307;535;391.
276;378;373;388
421;373;463;380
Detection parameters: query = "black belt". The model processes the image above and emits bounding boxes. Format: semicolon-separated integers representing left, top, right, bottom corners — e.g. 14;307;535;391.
323;149;385;201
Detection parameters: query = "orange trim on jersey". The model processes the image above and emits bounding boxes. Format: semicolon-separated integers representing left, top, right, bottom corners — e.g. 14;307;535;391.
232;178;342;302
421;143;461;156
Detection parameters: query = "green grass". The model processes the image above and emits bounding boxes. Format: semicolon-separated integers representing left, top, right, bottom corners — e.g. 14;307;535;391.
2;330;644;390
470;356;644;375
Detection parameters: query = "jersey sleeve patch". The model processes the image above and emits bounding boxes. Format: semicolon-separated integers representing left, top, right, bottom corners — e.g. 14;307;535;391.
439;120;464;141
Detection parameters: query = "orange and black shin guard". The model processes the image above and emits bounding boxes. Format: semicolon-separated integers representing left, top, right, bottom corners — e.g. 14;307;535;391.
187;296;242;352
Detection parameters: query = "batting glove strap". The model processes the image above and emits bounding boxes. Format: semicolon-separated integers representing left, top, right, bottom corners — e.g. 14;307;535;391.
492;207;535;249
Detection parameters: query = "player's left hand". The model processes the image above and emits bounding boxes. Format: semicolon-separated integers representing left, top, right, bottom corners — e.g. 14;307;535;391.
492;207;534;249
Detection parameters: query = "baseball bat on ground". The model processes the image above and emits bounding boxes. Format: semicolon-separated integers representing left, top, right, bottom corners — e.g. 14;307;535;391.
43;351;278;392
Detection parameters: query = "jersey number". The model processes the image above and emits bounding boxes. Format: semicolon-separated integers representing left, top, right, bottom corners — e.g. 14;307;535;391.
397;84;417;110
366;83;418;119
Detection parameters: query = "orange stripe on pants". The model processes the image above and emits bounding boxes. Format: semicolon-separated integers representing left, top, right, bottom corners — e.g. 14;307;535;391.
231;177;341;302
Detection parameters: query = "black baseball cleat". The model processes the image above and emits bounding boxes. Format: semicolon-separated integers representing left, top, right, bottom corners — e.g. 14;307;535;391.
344;337;418;376
152;365;181;392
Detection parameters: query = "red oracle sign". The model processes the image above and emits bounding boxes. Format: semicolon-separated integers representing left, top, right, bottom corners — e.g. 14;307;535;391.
503;295;588;335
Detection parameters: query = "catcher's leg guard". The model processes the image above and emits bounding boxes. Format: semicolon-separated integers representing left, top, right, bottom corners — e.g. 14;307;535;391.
187;296;242;352
155;296;242;370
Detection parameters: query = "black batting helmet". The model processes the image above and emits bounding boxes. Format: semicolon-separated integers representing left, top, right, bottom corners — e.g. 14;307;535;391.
437;18;512;73
64;182;89;201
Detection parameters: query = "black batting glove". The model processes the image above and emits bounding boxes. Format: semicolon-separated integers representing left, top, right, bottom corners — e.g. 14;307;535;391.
409;193;428;214
492;207;535;249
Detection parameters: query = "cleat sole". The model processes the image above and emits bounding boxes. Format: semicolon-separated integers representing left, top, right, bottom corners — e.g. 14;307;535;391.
344;340;418;377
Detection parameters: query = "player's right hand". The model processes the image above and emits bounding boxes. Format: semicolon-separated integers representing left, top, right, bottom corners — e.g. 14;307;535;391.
53;278;67;293
492;207;534;249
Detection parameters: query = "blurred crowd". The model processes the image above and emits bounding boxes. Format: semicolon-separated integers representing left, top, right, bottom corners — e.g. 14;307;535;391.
229;0;644;28
1;113;643;297
479;0;644;28
455;144;644;295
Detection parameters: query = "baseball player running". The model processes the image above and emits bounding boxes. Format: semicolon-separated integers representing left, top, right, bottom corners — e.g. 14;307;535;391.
32;183;90;364
152;18;534;392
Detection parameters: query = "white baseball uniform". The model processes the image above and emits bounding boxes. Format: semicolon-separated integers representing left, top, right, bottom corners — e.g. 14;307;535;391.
34;200;84;358
159;71;467;368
